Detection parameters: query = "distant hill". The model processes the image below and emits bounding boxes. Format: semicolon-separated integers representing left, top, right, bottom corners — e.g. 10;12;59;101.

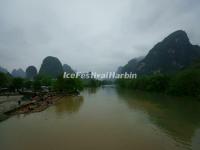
39;56;63;78
0;66;8;73
11;68;26;78
120;30;200;75
119;56;144;73
116;66;123;74
26;66;37;79
63;64;75;74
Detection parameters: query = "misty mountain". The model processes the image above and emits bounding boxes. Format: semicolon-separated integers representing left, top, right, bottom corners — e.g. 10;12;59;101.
39;56;63;78
0;66;8;73
116;66;123;74
11;68;26;78
63;64;75;74
120;30;200;75
26;66;37;79
119;56;144;73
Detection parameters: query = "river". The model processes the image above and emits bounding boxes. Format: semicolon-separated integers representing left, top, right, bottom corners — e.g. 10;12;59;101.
0;86;200;150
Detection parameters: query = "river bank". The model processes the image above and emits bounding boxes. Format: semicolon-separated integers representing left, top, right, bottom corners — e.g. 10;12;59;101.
0;95;24;121
0;92;79;122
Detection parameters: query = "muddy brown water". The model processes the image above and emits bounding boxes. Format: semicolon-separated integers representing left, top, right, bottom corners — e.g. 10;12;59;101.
0;87;200;150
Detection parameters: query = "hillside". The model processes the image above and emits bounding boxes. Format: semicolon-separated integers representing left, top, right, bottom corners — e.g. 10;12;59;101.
120;30;200;75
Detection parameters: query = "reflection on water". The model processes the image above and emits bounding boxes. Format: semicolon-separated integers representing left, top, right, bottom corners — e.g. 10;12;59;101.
116;88;200;149
0;87;200;150
87;87;99;95
55;96;84;114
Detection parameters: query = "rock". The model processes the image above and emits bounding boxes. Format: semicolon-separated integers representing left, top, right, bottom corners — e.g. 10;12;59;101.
39;56;63;78
26;66;37;79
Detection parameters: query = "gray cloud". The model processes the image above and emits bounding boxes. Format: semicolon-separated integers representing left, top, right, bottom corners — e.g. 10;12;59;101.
0;0;200;72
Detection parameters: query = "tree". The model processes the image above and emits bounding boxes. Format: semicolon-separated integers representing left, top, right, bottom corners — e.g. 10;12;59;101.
11;78;24;91
33;79;42;91
35;75;52;86
145;74;170;92
24;80;33;89
54;76;83;92
0;73;9;88
168;69;200;96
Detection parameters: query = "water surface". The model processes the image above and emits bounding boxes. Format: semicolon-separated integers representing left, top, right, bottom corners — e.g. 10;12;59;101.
0;87;200;150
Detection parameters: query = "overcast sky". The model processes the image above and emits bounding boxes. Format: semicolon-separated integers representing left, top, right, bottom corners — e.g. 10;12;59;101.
0;0;200;72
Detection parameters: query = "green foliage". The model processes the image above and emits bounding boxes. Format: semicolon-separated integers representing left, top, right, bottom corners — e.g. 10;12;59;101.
24;80;33;89
0;73;10;88
168;69;200;97
35;75;52;86
11;77;24;91
33;79;42;91
116;69;200;97
30;75;53;91
54;76;83;92
1;72;84;93
116;74;169;93
145;75;170;92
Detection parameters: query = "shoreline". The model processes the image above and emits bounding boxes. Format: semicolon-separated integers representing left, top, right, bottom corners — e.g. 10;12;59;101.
0;92;79;122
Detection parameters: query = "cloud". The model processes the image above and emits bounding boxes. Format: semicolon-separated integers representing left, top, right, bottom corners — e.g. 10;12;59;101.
0;0;200;72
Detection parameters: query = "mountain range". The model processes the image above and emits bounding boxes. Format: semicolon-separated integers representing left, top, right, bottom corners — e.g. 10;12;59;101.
1;30;200;78
38;56;75;78
0;57;75;78
11;68;26;78
119;30;200;75
0;66;8;74
63;64;75;74
39;56;64;78
26;66;37;79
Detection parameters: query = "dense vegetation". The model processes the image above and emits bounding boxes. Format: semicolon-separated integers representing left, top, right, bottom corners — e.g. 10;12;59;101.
116;65;200;98
0;73;11;88
0;73;83;94
54;76;83;92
